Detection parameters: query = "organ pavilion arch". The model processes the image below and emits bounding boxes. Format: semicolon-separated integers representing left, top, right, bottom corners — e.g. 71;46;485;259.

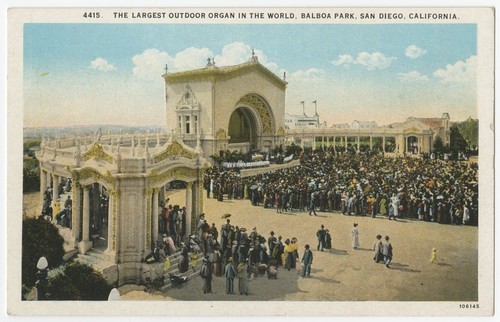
164;53;287;156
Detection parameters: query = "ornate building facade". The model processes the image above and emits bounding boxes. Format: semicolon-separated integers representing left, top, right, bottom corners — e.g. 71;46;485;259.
164;54;287;156
36;133;208;284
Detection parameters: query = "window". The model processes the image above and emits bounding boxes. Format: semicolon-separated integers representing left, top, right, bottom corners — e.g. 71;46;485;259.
185;116;190;134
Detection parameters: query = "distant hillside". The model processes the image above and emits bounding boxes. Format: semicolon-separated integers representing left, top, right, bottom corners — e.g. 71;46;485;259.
24;125;166;139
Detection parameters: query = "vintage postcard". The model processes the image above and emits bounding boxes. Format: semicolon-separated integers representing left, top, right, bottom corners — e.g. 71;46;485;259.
6;7;494;317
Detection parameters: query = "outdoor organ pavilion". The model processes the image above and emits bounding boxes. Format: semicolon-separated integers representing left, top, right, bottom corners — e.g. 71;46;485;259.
35;52;451;285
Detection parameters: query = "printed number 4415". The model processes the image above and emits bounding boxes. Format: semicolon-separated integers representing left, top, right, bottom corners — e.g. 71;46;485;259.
83;12;101;18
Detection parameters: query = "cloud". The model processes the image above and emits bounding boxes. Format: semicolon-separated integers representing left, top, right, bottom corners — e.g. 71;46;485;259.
289;68;326;81
132;48;173;79
213;42;285;75
172;47;214;71
213;42;252;66
132;43;284;79
397;71;429;82
355;52;395;70
405;45;427;59
88;57;116;71
331;54;354;66
433;55;477;83
331;52;395;70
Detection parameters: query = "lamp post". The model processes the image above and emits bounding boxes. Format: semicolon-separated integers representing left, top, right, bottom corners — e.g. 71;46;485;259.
36;256;48;300
108;288;121;301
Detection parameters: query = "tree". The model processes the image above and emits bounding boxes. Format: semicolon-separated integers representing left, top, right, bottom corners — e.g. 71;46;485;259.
456;117;478;149
23;156;40;193
450;125;468;154
432;136;445;154
22;217;65;289
46;262;113;300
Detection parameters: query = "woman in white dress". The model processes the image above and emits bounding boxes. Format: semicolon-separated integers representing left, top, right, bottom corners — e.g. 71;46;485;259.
351;223;360;249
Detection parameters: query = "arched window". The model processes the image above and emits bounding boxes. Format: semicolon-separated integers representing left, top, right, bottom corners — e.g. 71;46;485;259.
176;85;200;136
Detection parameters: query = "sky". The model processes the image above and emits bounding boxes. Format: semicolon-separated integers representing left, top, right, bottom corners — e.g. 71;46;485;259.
23;23;477;128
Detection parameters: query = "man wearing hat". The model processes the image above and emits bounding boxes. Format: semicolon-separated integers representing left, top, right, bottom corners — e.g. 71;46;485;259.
200;255;213;294
224;257;237;294
316;225;326;251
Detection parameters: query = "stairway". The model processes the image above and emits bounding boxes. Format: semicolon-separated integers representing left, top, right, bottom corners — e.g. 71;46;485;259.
158;250;202;291
75;247;116;272
73;245;203;290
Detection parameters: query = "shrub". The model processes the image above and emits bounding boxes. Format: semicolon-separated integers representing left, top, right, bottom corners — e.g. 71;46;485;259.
46;262;113;300
23;157;40;193
22;217;65;289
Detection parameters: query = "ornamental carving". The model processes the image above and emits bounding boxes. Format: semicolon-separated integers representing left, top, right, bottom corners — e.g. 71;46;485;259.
237;94;273;134
83;143;114;164
154;140;197;163
111;189;118;251
176;85;200;110
78;168;116;186
216;128;227;140
145;189;152;248
149;167;198;186
403;127;419;133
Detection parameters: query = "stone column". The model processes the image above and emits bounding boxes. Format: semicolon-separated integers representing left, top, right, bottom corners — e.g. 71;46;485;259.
344;136;348;148
152;188;159;244
185;182;193;241
369;136;373;151
397;135;404;154
106;192;114;252
52;174;60;206
144;189;153;252
40;169;47;205
47;171;52;189
72;181;81;245
356;136;360;153
78;185;92;254
383;136;386;153
180;115;185;135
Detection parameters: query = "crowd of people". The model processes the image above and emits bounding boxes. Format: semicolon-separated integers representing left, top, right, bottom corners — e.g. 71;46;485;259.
205;147;478;226
159;198;187;247
183;216;308;295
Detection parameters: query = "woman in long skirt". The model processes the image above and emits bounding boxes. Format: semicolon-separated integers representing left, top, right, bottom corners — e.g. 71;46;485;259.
200;257;212;294
351;223;360;249
237;260;249;295
212;247;223;277
284;239;294;270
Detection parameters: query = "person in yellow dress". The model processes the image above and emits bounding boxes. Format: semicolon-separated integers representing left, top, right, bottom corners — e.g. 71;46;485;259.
283;239;293;270
190;251;199;271
53;199;61;223
430;248;438;264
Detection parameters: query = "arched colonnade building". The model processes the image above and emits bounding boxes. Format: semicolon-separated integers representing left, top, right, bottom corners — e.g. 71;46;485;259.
285;114;451;154
36;134;208;284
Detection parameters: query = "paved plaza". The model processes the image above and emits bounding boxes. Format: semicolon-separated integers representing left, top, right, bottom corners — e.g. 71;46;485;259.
22;188;478;302
122;189;478;302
